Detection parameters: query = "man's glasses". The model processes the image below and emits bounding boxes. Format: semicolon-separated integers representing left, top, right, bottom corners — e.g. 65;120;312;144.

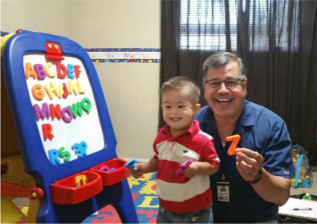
204;77;245;88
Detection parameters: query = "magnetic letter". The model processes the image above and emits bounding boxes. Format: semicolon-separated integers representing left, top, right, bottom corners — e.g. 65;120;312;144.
44;82;58;100
68;79;78;95
226;135;242;156
45;62;57;78
56;63;67;79
49;149;61;165
25;62;37;79
81;98;91;114
77;80;85;94
34;64;47;80
42;123;54;140
32;84;44;100
74;65;81;79
62;83;69;98
72;141;87;158
61;107;73;123
33;103;50;120
59;147;71;162
57;83;69;98
68;102;83;118
67;64;75;79
50;104;62;120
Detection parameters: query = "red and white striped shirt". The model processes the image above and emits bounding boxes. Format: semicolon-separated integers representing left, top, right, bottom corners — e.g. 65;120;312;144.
153;120;220;213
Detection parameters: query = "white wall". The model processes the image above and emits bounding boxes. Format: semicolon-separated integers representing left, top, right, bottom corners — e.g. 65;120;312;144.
1;0;160;160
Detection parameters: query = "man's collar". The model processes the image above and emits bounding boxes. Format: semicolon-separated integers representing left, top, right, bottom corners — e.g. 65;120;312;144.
239;99;254;127
200;99;254;127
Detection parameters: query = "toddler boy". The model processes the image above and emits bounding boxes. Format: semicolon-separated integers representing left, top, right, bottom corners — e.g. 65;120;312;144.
129;76;219;223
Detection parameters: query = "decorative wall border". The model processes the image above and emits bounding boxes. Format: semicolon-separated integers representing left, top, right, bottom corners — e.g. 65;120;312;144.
1;31;160;63
85;48;161;63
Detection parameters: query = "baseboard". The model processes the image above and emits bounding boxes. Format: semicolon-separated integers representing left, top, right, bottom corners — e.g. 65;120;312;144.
123;158;150;163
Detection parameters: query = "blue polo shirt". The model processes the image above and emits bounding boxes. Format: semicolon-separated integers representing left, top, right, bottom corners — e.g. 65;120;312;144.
194;99;293;223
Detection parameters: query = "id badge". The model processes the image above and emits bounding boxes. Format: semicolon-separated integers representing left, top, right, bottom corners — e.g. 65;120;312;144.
216;180;230;204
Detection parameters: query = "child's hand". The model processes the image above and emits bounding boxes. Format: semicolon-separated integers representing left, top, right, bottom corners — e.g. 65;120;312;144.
182;162;199;179
128;163;144;179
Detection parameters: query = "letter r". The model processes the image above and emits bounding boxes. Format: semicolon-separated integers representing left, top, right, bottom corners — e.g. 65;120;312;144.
42;123;54;140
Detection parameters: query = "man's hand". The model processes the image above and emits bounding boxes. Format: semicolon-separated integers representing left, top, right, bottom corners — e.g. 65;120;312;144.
235;148;290;206
236;148;264;182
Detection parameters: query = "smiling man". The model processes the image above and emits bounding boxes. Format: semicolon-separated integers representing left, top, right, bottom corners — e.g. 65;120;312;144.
194;52;294;223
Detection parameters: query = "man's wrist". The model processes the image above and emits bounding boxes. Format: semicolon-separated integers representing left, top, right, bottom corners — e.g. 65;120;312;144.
248;167;263;184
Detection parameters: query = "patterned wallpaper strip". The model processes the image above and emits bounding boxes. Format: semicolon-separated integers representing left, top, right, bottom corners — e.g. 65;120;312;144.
1;31;160;63
86;48;160;52
85;48;161;63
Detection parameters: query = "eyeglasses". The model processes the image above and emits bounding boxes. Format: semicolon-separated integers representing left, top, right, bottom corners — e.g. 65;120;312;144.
204;77;245;88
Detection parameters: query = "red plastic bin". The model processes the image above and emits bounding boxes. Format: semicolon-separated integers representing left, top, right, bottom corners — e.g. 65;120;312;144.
50;170;102;205
89;158;130;186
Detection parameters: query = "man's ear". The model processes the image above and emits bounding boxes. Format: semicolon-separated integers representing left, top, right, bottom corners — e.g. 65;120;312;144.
194;104;201;114
202;82;207;92
243;78;248;96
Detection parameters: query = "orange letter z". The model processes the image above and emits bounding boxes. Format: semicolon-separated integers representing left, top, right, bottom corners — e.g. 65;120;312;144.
226;135;242;156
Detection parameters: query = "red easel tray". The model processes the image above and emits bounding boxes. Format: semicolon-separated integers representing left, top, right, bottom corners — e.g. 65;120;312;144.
50;170;102;204
89;158;130;186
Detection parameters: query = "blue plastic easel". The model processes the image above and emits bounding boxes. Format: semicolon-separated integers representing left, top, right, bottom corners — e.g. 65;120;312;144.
2;30;138;223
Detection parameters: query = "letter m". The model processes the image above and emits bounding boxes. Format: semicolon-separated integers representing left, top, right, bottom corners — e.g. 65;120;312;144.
33;103;51;120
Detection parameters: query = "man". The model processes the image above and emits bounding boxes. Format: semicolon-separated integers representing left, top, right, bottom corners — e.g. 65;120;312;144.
194;52;293;223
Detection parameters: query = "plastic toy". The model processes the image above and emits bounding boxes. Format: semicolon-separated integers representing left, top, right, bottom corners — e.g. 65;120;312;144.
1;155;40;223
75;174;88;187
100;165;110;171
226;135;242;156
1;182;44;200
175;159;193;175
125;158;137;168
291;145;312;189
1;30;138;223
302;193;312;200
301;179;310;188
99;165;115;171
90;158;130;186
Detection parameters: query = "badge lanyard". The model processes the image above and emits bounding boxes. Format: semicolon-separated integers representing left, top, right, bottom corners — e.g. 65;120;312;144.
213;118;231;204
216;152;231;204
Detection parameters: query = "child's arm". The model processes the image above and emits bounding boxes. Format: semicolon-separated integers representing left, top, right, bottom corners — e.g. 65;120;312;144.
128;157;158;179
182;161;218;179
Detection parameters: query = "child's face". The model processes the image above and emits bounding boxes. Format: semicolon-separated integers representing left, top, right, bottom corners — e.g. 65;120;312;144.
161;88;200;136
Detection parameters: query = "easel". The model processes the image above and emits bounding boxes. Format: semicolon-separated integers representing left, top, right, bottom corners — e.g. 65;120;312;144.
1;30;138;223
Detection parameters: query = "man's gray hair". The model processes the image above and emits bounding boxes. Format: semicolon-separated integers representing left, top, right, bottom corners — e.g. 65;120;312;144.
202;52;247;82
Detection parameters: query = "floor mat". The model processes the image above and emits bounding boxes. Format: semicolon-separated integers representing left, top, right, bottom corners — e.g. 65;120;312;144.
17;172;158;223
83;172;158;223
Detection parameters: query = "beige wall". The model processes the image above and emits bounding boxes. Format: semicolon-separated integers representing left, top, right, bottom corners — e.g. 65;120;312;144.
1;0;73;37
1;0;160;160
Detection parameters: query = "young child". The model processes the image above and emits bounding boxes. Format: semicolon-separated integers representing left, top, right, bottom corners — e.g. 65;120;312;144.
128;76;219;223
